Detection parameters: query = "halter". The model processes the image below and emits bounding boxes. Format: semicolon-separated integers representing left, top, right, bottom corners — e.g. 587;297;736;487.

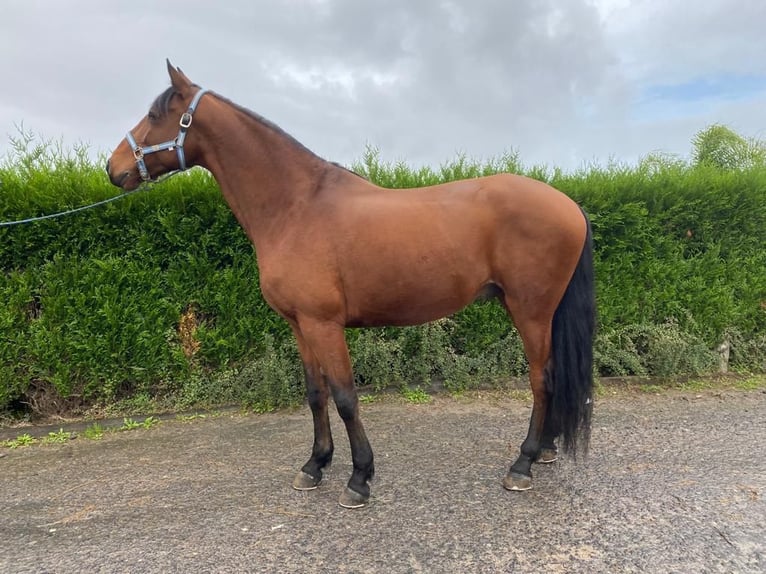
125;87;208;182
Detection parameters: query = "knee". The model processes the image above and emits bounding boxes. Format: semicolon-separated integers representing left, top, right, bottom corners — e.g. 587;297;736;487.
307;386;327;409
333;389;358;420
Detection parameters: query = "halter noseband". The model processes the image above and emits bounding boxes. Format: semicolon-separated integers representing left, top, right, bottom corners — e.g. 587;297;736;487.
125;87;208;182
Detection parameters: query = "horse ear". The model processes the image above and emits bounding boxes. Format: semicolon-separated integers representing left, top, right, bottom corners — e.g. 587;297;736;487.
166;59;192;94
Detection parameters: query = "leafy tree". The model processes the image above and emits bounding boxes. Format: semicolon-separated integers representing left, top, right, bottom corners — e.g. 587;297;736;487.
692;124;766;170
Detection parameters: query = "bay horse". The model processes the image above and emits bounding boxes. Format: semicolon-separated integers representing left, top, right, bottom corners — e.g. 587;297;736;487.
106;61;595;509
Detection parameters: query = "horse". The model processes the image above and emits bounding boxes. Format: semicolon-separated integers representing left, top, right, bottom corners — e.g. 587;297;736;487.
106;61;595;509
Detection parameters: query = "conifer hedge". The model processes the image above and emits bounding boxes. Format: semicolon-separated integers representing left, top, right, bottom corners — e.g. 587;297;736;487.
1;140;764;416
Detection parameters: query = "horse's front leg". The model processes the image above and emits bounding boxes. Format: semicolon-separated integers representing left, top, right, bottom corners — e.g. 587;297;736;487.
297;318;374;508
291;328;334;491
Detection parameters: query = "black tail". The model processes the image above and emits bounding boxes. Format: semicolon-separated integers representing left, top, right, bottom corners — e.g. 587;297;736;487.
548;212;595;456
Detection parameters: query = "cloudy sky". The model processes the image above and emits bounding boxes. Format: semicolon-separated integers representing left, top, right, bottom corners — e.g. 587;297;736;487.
1;0;765;171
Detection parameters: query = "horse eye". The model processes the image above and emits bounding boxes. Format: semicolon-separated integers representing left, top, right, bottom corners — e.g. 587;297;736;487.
147;111;158;121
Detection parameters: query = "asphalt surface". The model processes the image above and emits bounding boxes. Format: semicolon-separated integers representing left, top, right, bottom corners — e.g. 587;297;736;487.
2;388;765;573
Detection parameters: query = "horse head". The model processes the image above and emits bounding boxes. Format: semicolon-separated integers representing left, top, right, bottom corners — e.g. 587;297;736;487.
106;60;208;190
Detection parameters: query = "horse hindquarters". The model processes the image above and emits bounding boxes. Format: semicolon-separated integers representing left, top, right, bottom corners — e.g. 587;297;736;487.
503;214;595;490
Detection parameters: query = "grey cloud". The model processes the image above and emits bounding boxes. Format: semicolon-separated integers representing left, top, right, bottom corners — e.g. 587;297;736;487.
0;0;763;170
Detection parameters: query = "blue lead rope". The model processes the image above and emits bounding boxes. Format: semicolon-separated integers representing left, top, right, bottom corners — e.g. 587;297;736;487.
0;188;145;227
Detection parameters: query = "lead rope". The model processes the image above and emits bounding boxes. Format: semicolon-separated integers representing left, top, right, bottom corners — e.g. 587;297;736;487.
0;187;149;227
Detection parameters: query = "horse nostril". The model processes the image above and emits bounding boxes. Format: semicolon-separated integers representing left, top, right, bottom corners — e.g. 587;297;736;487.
105;159;111;174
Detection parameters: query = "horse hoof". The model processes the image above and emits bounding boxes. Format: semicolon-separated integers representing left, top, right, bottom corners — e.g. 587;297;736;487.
292;471;320;491
503;472;533;491
338;487;369;509
536;448;558;464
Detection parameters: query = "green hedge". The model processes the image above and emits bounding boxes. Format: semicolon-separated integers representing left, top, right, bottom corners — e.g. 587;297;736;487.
1;143;764;416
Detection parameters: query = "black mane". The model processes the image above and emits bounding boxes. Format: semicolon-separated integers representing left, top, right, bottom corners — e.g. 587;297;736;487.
151;85;366;180
149;86;177;118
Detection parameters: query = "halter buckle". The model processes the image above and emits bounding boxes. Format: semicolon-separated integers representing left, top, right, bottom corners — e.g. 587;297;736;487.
180;112;193;129
133;147;144;160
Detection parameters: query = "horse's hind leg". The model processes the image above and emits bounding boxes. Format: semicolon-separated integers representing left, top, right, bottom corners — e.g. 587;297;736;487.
291;327;334;491
536;402;559;464
502;313;552;491
295;319;374;508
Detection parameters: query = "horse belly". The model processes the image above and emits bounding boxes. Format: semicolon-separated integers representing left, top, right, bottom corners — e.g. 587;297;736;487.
343;253;489;328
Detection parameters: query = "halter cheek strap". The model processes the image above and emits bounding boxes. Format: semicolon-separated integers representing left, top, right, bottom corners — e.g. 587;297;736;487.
126;87;208;182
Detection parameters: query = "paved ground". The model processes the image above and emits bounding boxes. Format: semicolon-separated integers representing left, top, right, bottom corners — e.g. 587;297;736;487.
1;388;765;573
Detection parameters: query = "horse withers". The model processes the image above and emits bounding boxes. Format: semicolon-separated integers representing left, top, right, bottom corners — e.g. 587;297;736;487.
106;61;595;509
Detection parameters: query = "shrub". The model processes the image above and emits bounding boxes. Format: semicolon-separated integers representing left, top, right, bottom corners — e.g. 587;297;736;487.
1;131;764;416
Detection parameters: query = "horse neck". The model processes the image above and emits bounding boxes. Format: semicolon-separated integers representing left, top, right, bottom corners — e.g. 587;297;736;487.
194;97;329;250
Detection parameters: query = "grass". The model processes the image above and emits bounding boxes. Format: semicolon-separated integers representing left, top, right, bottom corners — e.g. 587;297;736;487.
631;374;765;395
1;415;164;450
400;387;432;404
119;417;143;431
83;423;104;440
41;429;74;444
735;375;766;390
120;416;160;431
176;413;210;423
676;379;716;392
2;433;37;449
